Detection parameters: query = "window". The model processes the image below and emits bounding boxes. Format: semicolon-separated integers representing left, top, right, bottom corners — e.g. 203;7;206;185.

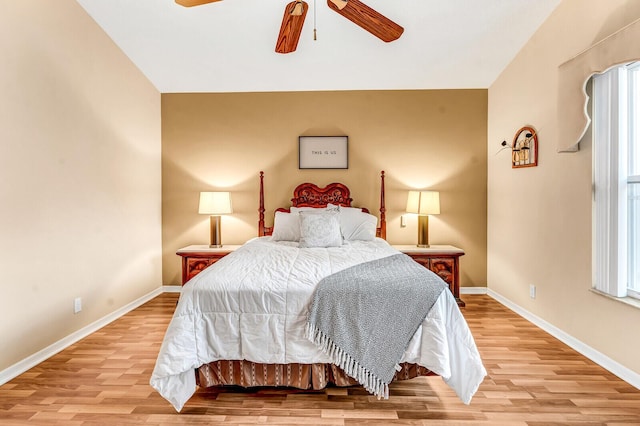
593;63;640;300
629;63;640;298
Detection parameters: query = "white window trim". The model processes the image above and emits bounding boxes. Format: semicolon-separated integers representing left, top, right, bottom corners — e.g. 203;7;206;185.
592;67;629;298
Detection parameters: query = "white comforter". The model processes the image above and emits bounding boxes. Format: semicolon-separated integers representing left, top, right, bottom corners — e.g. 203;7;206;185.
150;237;486;411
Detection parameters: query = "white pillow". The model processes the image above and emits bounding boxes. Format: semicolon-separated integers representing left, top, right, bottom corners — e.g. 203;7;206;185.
298;210;342;248
327;204;378;241
342;210;378;241
271;211;300;241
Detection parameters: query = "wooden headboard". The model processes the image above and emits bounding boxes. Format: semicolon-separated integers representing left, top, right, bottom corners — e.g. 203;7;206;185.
258;171;387;239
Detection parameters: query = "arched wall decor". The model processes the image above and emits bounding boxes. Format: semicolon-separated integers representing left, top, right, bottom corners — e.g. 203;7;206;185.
511;126;538;168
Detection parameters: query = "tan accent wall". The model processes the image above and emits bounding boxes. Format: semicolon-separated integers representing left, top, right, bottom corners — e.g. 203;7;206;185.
488;0;640;374
162;90;487;287
0;1;161;371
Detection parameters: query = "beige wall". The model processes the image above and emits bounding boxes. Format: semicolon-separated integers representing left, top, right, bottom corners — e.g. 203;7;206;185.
0;1;161;371
162;90;487;287
488;0;640;375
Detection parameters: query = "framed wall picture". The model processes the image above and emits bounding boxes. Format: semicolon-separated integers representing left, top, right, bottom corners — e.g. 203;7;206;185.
299;136;348;169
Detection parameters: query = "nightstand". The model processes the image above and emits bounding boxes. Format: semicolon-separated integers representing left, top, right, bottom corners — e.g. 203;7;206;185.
176;245;241;285
393;245;465;307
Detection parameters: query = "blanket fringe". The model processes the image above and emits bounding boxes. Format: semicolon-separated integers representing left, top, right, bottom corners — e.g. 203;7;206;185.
305;323;389;399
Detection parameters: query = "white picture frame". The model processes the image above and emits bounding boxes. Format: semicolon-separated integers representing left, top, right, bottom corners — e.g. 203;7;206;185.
298;136;348;169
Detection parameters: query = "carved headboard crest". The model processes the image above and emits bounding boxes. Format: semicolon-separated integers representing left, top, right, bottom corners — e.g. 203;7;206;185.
291;183;353;208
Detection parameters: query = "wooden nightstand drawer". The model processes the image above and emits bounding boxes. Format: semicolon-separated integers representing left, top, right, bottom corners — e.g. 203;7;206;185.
428;257;455;286
184;256;222;282
177;245;241;285
393;245;465;307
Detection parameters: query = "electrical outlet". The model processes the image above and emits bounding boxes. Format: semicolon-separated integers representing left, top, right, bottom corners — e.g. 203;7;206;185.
529;284;536;299
74;297;82;314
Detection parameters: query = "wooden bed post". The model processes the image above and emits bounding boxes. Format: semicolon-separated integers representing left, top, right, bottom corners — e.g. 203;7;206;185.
259;171;265;237
379;170;386;240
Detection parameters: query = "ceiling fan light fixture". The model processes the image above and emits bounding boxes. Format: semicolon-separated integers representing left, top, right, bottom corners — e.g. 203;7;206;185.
174;0;402;54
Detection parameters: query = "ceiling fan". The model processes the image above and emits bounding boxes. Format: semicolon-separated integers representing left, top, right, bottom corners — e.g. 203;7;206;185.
175;0;404;54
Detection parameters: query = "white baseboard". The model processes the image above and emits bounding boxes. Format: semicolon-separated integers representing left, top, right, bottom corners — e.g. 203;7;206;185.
0;287;163;386
162;285;182;293
461;286;487;295
487;288;640;390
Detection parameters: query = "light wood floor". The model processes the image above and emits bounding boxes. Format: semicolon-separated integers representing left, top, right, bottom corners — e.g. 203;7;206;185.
1;293;639;425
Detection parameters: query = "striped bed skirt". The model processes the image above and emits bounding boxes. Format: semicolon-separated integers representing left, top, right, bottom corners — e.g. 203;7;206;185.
196;361;434;391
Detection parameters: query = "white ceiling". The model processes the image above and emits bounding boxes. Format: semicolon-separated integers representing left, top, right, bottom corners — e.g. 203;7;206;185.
76;0;561;93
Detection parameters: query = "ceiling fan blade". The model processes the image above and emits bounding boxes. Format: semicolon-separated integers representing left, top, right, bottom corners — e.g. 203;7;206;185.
175;0;223;7
275;1;309;54
327;0;403;42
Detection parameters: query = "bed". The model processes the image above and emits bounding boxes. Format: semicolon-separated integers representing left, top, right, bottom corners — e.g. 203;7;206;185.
150;171;486;412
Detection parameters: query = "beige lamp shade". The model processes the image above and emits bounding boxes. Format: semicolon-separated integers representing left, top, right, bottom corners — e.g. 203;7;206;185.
199;192;233;215
406;190;440;248
199;192;232;248
406;190;440;215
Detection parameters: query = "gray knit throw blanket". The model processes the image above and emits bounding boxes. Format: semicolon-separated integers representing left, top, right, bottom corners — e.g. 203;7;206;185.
306;253;446;399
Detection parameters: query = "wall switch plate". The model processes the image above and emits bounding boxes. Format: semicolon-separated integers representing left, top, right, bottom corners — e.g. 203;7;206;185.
529;284;536;299
74;297;82;314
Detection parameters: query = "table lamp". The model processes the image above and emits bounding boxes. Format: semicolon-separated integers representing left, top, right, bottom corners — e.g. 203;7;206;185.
406;190;440;248
198;191;233;248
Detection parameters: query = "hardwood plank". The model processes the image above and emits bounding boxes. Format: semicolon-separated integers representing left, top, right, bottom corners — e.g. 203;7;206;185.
1;293;639;424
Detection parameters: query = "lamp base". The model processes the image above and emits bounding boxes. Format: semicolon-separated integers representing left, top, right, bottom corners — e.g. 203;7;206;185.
416;244;431;248
209;215;223;248
417;215;430;247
